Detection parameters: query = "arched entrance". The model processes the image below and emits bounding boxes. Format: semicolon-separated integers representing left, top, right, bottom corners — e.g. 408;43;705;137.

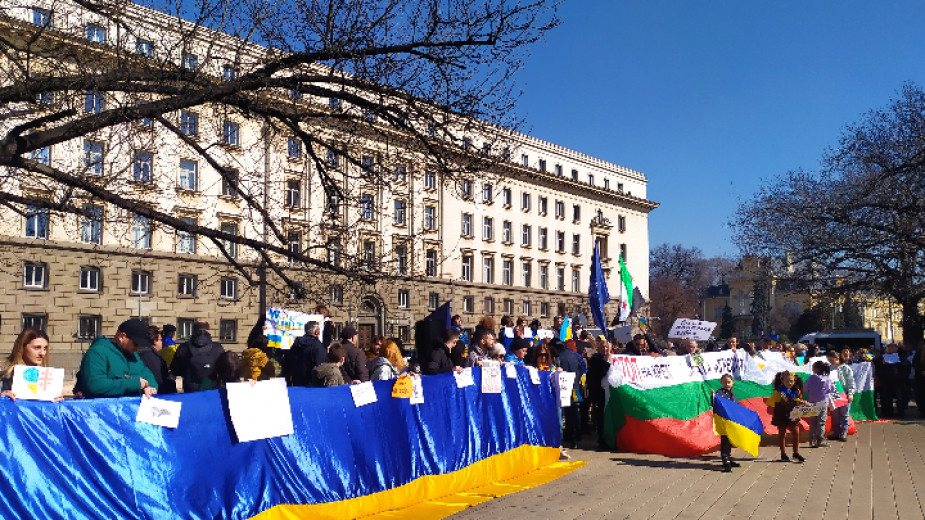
356;295;383;351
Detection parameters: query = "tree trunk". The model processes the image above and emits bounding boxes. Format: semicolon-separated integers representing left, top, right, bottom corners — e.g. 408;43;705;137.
900;297;924;350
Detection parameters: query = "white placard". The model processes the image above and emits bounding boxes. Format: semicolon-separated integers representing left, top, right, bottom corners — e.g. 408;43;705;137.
882;353;900;364
553;371;576;407
136;396;182;429
265;308;325;350
528;366;541;385
350;381;378;407
790;400;828;421
524;327;534;339
481;360;503;394
505;363;518;379
667;318;717;340
613;325;634;344
410;377;424;405
503;327;515;339
226;378;294;442
454;368;475;388
10;365;64;401
535;329;554;340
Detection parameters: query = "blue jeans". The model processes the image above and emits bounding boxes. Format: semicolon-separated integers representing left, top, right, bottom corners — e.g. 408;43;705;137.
831;402;851;438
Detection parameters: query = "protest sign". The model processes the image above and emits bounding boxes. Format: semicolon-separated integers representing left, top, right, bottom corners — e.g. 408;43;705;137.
481;360;503;394
552;371;575;407
527;366;541;385
612;325;633;344
454;368;474;388
607;351;747;389
226;378;294;442
667;318;717;340
350;382;378;407
410;377;424;405
790;401;827;421
265;307;324;350
391;376;413;398
505;364;518;379
136;397;182;429
10;365;63;401
535;329;554;340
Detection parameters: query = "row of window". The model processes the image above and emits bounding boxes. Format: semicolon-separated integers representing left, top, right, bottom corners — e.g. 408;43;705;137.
411;290;562;318
20;262;240;299
458;256;585;291
17;312;239;342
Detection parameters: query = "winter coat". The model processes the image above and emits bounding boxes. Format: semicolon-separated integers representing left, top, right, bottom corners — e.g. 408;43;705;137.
284;334;326;387
75;337;158;398
313;362;345;387
136;345;176;394
170;330;225;393
367;357;399;381
340;342;369;383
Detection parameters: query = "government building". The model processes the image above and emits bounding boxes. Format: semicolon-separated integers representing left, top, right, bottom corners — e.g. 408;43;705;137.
0;1;657;375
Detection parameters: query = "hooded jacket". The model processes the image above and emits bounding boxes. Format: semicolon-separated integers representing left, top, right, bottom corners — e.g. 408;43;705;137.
170;330;225;393
75;337;159;398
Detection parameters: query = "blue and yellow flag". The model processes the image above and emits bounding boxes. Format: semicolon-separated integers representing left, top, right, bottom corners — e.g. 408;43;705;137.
559;316;572;342
713;395;763;457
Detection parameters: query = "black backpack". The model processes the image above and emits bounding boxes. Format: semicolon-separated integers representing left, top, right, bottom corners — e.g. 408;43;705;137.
176;340;224;389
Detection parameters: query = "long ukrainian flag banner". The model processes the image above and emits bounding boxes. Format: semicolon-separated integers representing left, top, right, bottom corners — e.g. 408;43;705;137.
712;394;763;457
603;351;878;456
0;368;570;519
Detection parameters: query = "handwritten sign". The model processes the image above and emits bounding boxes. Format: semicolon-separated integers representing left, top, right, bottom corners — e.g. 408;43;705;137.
10;365;63;401
350;381;378;407
410;377;424;405
528;366;541;385
391;375;413;398
552;371;576;407
265;308;324;350
454;368;475;388
790;401;827;421
608;351;748;389
481;360;503;393
505;363;518;379
136;397;182;429
503;327;515;339
667;318;717;340
226;378;294;442
535;329;554;340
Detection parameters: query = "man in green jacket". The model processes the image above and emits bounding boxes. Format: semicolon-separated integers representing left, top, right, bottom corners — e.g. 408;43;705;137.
75;318;159;398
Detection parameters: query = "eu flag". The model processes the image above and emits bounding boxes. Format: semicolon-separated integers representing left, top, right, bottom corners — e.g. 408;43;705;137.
588;240;611;336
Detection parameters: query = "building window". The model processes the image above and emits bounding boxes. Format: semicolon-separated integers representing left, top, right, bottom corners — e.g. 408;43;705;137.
23;262;46;288
326;191;339;215
618;215;627;233
572;234;580;255
219;168;239;198
461;137;472;150
555;164;563;176
423;206;436;230
177;318;194;341
84;140;104;175
573;204;581;222
483;217;493;241
77;315;101;340
502;188;512;207
461;213;472;236
391;200;407;226
80;204;102;244
393;165;407;183
571;169;579;180
463;296;474;313
604;178;610;189
24;205;49;239
572;269;581;292
363;240;377;271
179;160;197;190
131;270;151;295
539;227;548;250
398;289;410;309
133;151;153;182
398;325;411;343
79;266;101;292
618;183;624;193
555;200;565;219
541;302;550;318
287;138;302;159
521;192;531;211
32;8;52;27
522;262;532;287
395;245;408;275
522;225;531;247
428;292;440;311
287;231;301;262
538;197;548;215
289;88;303;99
521;154;529;167
329;97;342;111
329;285;343;304
361;194;375;220
425;249;437;277
556;232;565;253
326;148;339;168
482;143;491;155
557;267;565;291
620;243;628;262
483;257;494;284
424;170;436;190
136;39;154;57
588;174;595;186
538;159;547;172
219;320;237;342
286;180;301;208
502;260;512;286
180;111;198;136
483;184;493;203
327;237;340;267
22;313;47;331
30;146;50;165
461;179;473;199
132;214;151;249
504;299;514;315
523;300;532;316
462;255;473;281
220;277;238;300
177;217;197;254
178;273;196;297
502;221;512;243
222;121;239;146
84;91;104;114
359;155;374;176
221;65;237;81
539;265;549;289
483;296;495;314
86;24;106;43
181;52;198;71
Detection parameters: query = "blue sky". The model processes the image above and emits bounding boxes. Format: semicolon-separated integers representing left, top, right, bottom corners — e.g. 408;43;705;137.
514;1;925;258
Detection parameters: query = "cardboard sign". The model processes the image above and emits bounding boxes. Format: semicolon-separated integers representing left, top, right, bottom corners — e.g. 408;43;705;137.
410;377;424;405
552;371;576;407
667;319;717;340
350;381;378;407
790;401;827;421
528;366;541;385
454;368;475;388
136;397;182;429
391;375;413;398
226;378;294;442
481;360;503;394
265;308;324;350
10;365;64;401
505;363;518;379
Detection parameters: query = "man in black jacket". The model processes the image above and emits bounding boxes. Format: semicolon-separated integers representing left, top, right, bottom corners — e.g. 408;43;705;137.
136;325;177;394
170;321;225;393
554;339;585;449
284;321;326;386
338;326;369;383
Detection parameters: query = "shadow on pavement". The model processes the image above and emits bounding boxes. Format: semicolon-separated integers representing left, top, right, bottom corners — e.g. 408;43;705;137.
610;456;724;472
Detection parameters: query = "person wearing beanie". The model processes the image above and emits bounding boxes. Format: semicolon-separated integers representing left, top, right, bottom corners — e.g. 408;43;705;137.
338;325;369;383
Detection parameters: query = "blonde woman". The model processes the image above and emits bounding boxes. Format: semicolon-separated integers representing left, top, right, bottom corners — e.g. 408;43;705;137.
367;339;407;381
1;328;51;400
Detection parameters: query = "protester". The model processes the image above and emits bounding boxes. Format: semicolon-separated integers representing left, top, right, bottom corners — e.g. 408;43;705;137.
365;335;384;362
625;334;663;356
805;361;834;448
422;328;459;375
475;315;496;335
498;316;514;351
313;343;346;387
504;339;529;366
240;344;270;381
725;337;739;351
283;321;326;387
553;339;585;450
75;318;158;398
199;351;243;390
488;343;506;362
1;328;52;400
368;339;406;380
451;315;470;346
677;339;700;356
170;320;225;393
466;328;493;367
136;325;176;394
767;371;805;462
826;350;854;441
531;340;554;371
874;343;910;417
913;347;925;418
714;374;742;472
585;339;611;449
338;326;369;383
161;324;178;366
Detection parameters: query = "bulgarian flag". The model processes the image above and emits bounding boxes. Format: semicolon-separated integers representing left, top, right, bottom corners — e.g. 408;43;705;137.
617;256;633;323
602;352;878;457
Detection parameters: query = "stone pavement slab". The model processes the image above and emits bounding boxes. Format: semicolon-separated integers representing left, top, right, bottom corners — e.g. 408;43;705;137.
450;419;925;520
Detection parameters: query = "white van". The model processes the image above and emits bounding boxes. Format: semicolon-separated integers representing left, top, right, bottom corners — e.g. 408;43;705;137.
798;328;882;351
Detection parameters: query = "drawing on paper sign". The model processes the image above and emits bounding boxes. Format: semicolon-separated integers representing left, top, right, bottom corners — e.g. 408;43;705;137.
481;360;503;393
11;365;64;401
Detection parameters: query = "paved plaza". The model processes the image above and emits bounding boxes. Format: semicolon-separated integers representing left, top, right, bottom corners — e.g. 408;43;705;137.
451;417;925;519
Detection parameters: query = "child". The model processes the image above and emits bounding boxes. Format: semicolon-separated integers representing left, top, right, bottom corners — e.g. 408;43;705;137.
312;343;346;387
826;350;855;441
805;361;835;448
767;370;805;462
714;373;742;472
